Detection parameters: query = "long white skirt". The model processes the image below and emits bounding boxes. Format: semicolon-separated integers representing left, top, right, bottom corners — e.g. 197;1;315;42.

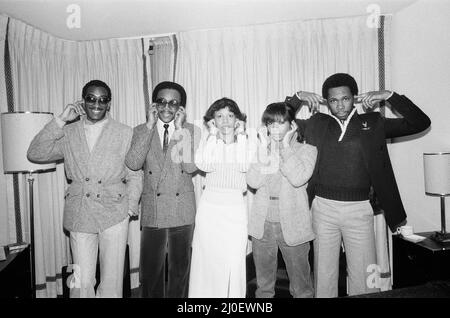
188;188;248;298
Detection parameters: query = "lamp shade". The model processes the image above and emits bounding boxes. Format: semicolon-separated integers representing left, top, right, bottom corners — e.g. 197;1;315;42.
424;152;450;196
1;112;56;173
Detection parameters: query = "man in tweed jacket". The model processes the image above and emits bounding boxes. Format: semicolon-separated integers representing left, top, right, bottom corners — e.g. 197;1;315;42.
125;81;199;298
27;80;143;298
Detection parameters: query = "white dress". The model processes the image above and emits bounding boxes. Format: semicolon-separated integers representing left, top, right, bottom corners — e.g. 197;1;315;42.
188;134;254;298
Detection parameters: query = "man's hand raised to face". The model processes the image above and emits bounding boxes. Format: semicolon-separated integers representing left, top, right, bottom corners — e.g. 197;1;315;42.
146;103;158;130
297;91;327;114
174;106;186;130
59;100;86;122
355;90;393;111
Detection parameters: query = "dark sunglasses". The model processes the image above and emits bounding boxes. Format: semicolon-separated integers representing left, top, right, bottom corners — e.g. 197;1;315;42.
155;98;180;109
85;95;110;106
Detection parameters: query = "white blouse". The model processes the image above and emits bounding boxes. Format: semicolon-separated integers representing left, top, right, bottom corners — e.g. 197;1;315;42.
195;133;256;191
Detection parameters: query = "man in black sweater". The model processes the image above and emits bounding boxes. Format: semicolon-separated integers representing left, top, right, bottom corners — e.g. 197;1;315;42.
285;73;430;297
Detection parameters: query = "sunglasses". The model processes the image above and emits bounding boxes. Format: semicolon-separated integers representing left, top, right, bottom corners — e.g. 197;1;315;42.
155;98;180;109
85;95;110;106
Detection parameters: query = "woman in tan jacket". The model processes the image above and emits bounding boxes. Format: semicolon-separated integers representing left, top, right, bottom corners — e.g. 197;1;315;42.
247;102;317;298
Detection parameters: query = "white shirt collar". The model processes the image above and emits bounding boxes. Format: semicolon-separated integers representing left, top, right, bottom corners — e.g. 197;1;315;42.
157;118;175;146
329;107;358;142
157;118;174;130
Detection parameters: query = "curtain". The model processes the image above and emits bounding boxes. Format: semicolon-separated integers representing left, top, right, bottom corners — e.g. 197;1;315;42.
176;16;383;129
3;15;147;297
148;35;175;87
176;15;392;290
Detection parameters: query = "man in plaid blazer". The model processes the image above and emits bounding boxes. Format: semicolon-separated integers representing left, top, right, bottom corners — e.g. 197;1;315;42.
126;81;200;298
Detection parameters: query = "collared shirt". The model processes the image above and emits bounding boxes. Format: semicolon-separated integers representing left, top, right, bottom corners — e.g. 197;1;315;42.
329;90;394;142
156;118;175;148
330;107;358;142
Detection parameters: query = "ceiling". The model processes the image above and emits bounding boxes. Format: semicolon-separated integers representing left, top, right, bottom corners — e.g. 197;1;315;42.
0;0;416;41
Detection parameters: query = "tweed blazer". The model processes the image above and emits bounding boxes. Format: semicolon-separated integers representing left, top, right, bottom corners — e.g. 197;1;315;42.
125;122;200;228
285;92;431;231
247;138;317;246
27;116;143;233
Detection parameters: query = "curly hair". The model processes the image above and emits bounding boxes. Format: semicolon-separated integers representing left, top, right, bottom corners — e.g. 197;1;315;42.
203;97;247;124
322;73;358;99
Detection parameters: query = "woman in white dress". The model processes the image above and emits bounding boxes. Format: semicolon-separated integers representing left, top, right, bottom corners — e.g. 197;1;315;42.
189;97;253;298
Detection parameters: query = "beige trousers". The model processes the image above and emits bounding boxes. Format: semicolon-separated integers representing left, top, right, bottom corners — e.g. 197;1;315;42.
69;217;129;298
312;196;379;297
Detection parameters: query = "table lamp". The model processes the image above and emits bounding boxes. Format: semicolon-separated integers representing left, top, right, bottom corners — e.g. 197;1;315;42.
1;112;56;298
423;152;450;243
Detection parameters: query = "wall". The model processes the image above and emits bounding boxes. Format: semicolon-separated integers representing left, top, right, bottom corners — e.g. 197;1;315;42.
390;0;450;232
0;0;416;41
0;16;9;246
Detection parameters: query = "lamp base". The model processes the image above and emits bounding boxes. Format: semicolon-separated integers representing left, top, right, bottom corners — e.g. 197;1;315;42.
431;231;450;243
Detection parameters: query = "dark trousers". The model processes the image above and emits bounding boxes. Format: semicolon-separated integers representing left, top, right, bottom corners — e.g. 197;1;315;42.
140;224;194;298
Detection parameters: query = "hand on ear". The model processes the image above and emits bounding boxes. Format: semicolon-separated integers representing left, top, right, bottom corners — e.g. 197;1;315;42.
59;100;86;122
355;90;392;111
146;103;158;130
234;120;246;136
207;119;218;137
257;125;269;147
298;91;326;114
174;106;186;129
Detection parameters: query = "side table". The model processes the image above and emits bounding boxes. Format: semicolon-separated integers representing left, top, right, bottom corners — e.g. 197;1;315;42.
393;232;450;289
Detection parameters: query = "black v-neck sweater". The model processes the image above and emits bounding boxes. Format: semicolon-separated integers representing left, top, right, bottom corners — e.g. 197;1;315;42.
315;116;371;201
